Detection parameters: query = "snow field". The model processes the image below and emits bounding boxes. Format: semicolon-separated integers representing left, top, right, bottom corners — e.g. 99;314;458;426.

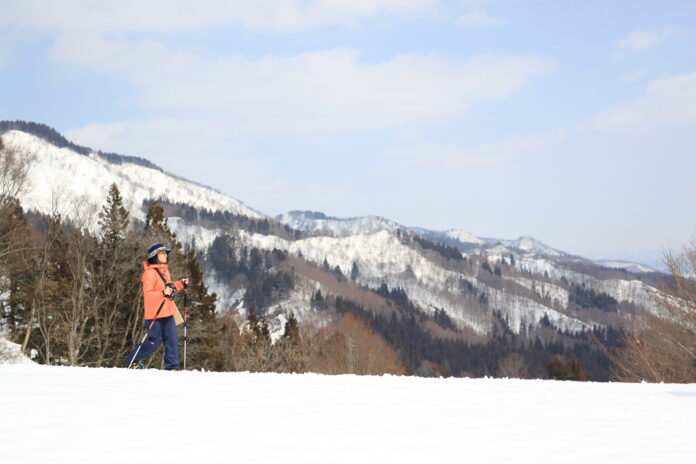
0;364;694;464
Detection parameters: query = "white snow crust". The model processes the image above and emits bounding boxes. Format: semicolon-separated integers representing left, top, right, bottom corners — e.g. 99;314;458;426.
499;236;566;257
445;229;485;245
277;211;400;236
1;365;694;464
5;130;263;223
595;260;657;274
0;339;34;365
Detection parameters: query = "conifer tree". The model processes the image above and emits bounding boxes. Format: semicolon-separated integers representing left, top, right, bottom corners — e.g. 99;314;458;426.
34;214;73;364
181;246;218;370
93;184;143;366
143;203;184;276
144;203;171;241
270;311;306;373
568;358;587;381
0;199;32;340
247;306;260;337
283;312;300;345
259;318;271;346
350;262;360;281
99;183;129;250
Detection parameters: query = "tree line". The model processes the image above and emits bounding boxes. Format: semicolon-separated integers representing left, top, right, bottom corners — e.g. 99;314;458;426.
1;135;694;382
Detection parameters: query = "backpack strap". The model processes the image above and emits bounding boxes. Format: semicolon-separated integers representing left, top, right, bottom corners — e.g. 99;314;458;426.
153;267;171;286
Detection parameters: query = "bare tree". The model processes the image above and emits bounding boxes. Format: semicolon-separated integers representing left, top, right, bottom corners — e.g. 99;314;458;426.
0;136;34;210
497;353;529;379
0;135;35;350
306;314;405;375
611;243;696;383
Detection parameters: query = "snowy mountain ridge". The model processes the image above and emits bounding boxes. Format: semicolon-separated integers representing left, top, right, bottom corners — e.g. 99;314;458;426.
3;125;665;346
229;229;591;335
278;211;567;258
276;210;401;236
278;211;648;273
6;124;650;275
3;130;264;223
595;260;657;274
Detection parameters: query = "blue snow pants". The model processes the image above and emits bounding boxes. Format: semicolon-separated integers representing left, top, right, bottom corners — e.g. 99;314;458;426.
125;316;179;370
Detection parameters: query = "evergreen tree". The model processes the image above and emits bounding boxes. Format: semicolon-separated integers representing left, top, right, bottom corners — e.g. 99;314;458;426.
283;312;300;345
98;183;129;250
93;183;143;366
143;203;184;273
350;262;360;281
567;358;587;381
181;246;218;370
0;199;32;340
259;318;271;346
144;203;171;240
34;214;73;364
247;306;260;337
547;355;587;381
208;234;237;280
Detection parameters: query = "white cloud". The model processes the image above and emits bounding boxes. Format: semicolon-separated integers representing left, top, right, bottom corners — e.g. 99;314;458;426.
621;69;649;83
65;119;229;161
0;29;25;69
616;27;676;56
580;72;696;131
0;0;437;33
379;129;567;169
457;12;508;28
52;35;555;135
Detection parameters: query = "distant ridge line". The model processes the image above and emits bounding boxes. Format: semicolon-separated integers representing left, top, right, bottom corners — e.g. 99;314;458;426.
0;120;224;195
0;120;164;171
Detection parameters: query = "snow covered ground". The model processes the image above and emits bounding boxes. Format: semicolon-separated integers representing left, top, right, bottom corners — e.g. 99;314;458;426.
0;340;34;365
1;365;694;464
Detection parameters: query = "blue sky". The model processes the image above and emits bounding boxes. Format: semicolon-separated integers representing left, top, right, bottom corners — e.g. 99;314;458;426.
1;0;695;261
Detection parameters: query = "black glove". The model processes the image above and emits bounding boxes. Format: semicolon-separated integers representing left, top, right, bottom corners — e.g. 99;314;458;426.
165;283;178;300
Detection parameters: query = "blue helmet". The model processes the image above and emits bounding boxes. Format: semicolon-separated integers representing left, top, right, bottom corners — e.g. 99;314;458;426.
147;243;171;259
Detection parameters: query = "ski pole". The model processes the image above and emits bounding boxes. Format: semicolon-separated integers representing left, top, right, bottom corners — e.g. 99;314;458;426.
183;281;188;370
127;297;168;367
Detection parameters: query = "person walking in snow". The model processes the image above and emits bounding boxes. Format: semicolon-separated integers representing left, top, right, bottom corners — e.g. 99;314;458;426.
126;243;188;370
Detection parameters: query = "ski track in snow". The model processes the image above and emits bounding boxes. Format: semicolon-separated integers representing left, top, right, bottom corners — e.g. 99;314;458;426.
0;365;694;464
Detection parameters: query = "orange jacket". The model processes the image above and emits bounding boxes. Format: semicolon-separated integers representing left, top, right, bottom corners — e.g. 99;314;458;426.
142;261;184;320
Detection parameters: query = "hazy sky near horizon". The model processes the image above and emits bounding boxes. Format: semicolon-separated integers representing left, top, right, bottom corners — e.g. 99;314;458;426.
0;0;695;257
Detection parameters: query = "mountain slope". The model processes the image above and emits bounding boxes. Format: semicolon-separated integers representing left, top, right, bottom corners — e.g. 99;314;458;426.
3;129;263;222
276;210;401;236
1;123;667;377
